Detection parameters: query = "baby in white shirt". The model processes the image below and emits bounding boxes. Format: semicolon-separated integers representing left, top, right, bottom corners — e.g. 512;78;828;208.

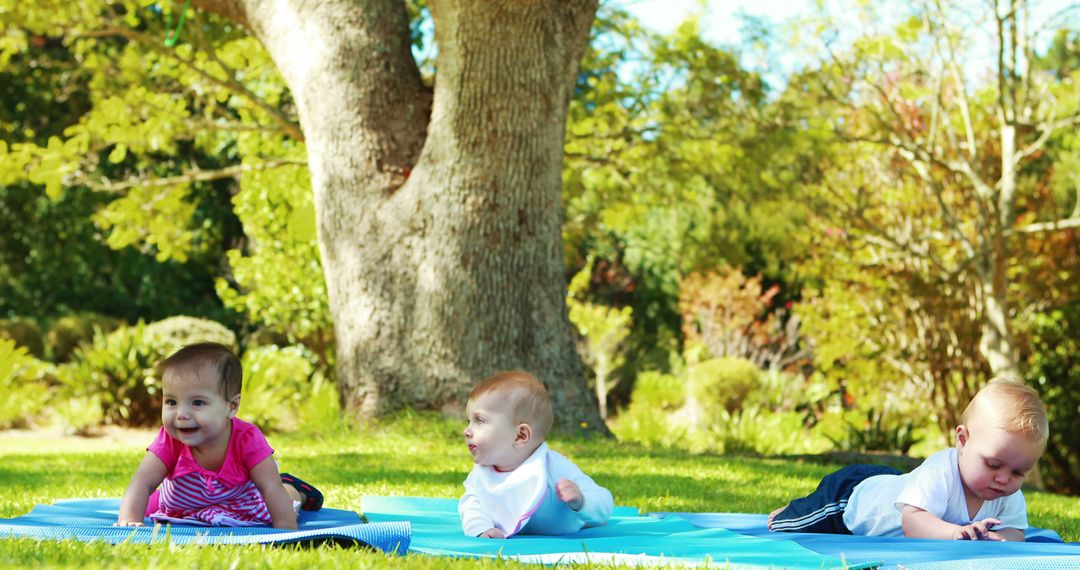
459;370;613;538
768;374;1048;542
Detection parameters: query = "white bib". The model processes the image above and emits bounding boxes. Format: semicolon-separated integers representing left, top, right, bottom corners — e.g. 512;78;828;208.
468;442;550;536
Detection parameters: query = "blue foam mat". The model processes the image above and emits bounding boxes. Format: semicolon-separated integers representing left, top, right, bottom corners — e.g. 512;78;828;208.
362;496;876;568
0;499;409;552
661;512;1080;570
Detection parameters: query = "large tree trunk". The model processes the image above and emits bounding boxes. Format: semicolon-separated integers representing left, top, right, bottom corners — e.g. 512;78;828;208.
978;119;1019;377
980;0;1022;378
198;0;605;431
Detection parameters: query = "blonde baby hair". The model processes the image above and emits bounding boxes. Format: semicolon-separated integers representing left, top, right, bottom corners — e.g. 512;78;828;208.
469;370;554;441
961;372;1049;443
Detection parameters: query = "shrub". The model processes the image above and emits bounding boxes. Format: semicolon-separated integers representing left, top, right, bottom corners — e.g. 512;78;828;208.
241;344;340;433
628;371;685;411
610;370;689;448
46;313;123;362
754;369;831;412
613;365;831;456
679;267;809;372
610;400;688;448
296;373;346;437
243;328;289;350
58;323;171;427
688;357;761;416
707;407;828;456
144;316;237;354
0;338;53;428
1027;306;1080;494
823;408;924;455
51;395;105;435
0;318;44;359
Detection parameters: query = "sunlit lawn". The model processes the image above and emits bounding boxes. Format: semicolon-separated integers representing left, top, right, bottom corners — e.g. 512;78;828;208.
0;411;1076;568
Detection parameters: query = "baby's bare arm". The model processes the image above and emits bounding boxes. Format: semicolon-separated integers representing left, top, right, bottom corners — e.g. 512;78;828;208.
116;453;168;526
993;527;1024;542
901;505;1007;541
250;457;298;530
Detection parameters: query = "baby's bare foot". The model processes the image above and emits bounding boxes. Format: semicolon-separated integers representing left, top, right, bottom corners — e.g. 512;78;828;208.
766;504;789;530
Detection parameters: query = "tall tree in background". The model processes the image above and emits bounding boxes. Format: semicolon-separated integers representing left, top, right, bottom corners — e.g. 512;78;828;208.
564;13;820;390
2;0;605;430
796;0;1080;426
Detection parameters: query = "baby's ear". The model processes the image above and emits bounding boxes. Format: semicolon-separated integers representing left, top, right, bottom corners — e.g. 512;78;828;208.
228;395;241;418
955;424;969;447
514;423;533;448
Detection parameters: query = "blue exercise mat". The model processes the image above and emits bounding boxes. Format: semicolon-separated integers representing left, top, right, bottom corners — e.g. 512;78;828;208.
362;496;877;568
658;512;1080;570
0;498;409;552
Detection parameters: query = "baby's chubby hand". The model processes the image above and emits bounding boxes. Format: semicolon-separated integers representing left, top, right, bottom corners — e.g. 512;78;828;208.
114;520;145;527
479;527;506;539
952;518;1004;541
556;478;583;511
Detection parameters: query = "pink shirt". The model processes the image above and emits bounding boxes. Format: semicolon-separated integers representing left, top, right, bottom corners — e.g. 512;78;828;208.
145;417;276;526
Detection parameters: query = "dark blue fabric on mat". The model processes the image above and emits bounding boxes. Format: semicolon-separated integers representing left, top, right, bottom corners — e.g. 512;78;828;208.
362;496;877;568
0;499;409;552
658;512;1080;570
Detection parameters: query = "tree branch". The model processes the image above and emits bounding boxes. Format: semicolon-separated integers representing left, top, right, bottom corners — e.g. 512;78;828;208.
1007;216;1080;236
931;0;978;159
186;13;303;141
1012;114;1080;167
1073;180;1080;219
191;0;249;29
843;133;981;259
77;25;304;141
77;159;307;193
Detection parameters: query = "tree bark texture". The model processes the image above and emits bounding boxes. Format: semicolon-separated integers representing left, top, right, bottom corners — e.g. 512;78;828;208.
980;0;1022;378
196;0;604;431
977;119;1019;377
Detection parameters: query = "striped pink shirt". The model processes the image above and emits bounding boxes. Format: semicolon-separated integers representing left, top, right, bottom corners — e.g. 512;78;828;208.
145;418;275;526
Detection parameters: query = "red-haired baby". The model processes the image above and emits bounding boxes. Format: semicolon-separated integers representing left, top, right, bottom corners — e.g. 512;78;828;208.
459;371;613;538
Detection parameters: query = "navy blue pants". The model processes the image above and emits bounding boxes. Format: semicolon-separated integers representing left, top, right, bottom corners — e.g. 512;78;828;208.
769;464;902;534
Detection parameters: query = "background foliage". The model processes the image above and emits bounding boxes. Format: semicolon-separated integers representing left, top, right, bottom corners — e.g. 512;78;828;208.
0;0;1078;495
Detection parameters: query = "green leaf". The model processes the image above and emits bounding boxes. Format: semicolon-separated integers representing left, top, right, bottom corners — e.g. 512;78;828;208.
107;143;127;163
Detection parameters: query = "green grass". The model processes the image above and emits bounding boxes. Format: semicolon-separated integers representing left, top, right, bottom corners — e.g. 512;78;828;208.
0;411;1077;568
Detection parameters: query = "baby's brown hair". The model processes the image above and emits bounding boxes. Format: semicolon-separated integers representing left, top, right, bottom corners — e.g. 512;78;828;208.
469;371;554;441
157;342;242;399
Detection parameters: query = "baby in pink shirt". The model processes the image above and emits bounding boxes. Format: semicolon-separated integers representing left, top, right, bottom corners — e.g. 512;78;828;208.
116;343;322;528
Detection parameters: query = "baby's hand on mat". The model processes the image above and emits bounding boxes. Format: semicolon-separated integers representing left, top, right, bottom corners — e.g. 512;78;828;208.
479;528;506;539
114;520;145;527
953;518;1004;541
556;478;583;510
981;530;1008;542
